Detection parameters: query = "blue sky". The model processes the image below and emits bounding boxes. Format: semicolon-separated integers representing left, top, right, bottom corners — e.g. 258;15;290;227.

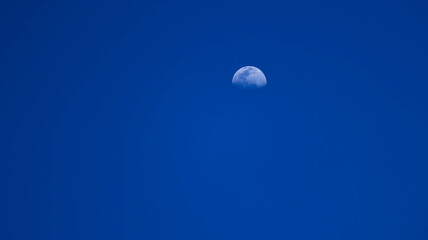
1;0;428;239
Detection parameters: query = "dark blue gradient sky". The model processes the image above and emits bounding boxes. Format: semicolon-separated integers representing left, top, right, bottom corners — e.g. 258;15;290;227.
1;0;428;239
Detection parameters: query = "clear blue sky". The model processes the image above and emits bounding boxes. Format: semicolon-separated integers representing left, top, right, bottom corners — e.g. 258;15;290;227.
1;0;428;239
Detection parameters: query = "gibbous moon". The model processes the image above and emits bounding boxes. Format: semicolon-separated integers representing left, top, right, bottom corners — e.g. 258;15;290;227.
232;66;267;88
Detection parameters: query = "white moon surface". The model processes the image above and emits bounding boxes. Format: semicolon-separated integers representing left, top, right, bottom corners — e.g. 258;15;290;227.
232;66;267;88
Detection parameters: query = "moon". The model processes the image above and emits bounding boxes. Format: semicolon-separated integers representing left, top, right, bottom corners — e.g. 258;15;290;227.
232;66;267;88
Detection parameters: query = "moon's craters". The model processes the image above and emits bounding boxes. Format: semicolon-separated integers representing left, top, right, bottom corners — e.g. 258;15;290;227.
232;66;267;88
